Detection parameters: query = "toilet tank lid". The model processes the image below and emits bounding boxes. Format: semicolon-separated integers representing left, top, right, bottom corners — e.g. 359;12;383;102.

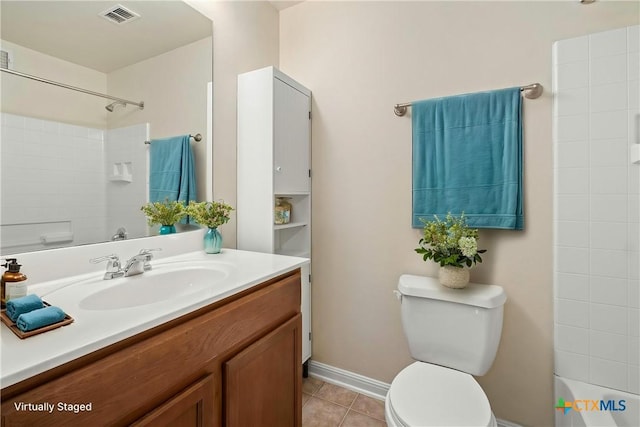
398;274;507;308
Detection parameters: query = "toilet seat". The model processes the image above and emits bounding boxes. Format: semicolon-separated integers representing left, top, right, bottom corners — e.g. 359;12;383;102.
385;362;496;427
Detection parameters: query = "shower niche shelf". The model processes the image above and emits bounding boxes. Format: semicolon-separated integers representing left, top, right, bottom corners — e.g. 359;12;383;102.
108;162;133;183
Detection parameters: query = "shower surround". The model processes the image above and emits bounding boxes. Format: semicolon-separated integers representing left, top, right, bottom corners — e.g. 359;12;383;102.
0;113;148;253
553;25;639;395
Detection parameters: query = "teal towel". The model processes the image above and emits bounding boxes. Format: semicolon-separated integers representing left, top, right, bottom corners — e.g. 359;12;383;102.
412;87;523;229
6;294;44;322
16;306;66;332
149;135;197;223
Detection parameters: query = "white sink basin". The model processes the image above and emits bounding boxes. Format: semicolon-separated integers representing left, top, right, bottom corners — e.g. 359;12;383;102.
79;266;229;310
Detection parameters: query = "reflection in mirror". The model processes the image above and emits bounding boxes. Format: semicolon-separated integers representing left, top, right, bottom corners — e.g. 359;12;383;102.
0;1;213;254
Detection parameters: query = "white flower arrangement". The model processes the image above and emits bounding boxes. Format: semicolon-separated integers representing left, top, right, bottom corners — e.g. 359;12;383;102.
415;213;486;268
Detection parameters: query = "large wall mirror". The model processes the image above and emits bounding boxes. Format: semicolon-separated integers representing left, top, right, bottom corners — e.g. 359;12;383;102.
0;1;213;254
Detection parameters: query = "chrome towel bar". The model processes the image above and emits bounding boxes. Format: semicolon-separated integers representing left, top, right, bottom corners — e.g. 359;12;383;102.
144;134;202;145
394;83;542;116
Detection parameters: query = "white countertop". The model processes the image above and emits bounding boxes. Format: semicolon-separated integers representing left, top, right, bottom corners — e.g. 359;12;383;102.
0;248;308;388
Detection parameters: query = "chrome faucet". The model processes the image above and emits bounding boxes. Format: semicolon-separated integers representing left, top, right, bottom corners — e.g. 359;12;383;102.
123;248;161;277
111;227;128;241
90;254;125;280
90;249;161;280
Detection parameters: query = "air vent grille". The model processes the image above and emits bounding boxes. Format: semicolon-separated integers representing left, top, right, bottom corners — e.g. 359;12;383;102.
0;50;11;69
99;4;140;25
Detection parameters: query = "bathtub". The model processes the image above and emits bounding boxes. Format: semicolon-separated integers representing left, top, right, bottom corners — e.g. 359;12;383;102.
555;376;639;427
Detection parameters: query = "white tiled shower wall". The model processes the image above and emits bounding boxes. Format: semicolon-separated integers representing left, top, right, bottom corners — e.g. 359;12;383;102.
0;113;147;253
105;123;149;242
553;25;640;394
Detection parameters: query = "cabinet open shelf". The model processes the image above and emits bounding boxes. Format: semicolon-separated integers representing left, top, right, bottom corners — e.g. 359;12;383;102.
274;221;307;230
275;192;310;197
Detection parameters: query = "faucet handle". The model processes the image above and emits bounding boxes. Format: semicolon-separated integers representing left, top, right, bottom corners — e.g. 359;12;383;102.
90;254;123;279
138;248;161;271
139;248;161;257
90;254;121;269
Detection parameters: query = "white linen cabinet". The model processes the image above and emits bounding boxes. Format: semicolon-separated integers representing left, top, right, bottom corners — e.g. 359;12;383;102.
237;66;312;366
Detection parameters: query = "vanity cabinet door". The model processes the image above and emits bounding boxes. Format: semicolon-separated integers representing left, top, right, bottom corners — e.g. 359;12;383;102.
132;374;214;427
224;314;302;427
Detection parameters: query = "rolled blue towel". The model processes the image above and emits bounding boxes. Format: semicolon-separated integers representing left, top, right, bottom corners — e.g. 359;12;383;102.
16;306;66;332
6;294;44;322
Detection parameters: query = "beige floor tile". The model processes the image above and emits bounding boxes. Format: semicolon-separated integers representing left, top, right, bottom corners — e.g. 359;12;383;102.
350;394;385;421
340;410;387;427
302;397;348;427
303;392;312;407
303;376;325;395
315;383;358;408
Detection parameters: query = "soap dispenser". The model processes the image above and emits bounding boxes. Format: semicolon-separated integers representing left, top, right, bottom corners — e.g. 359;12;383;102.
1;258;28;308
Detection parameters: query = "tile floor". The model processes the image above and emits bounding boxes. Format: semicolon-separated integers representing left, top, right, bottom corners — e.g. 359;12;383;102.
302;377;386;427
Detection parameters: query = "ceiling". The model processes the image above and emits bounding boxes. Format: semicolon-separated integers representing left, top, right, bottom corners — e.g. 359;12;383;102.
0;1;212;73
268;1;304;11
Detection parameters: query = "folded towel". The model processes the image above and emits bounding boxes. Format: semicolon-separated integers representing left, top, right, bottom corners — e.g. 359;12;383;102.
16;306;66;332
149;135;197;223
6;294;44;322
412;87;523;229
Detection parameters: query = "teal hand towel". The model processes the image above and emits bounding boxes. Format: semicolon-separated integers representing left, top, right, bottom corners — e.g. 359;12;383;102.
16;306;66;332
412;87;523;229
149;135;197;223
6;294;44;322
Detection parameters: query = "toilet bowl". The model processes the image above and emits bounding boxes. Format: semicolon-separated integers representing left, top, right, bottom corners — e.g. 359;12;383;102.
384;362;497;427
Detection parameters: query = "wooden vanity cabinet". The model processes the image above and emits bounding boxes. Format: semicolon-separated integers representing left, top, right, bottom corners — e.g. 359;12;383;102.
1;269;302;427
132;374;215;427
225;315;301;427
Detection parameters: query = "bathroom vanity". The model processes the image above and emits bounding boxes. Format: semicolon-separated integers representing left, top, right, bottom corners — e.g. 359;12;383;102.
0;235;308;427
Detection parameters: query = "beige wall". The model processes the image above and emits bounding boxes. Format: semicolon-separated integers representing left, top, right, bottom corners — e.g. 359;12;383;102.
0;40;107;128
186;0;280;243
107;37;213;203
279;1;639;426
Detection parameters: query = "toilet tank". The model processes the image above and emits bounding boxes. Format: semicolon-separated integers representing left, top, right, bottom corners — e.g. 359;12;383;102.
397;274;507;376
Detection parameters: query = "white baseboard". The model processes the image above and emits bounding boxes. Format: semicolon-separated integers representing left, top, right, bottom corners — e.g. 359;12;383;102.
307;360;389;401
496;419;523;427
307;360;522;427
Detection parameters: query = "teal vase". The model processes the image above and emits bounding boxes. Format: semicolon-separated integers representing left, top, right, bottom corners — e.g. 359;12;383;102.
159;225;176;235
204;227;222;254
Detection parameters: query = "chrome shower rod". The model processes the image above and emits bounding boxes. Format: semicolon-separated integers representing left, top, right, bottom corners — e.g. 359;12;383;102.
1;67;144;110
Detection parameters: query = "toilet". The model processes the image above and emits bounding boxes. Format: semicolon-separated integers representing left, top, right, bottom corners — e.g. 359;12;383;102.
385;274;507;427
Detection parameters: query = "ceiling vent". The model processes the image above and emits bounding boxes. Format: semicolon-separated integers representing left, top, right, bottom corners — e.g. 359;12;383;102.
99;4;141;25
0;50;13;70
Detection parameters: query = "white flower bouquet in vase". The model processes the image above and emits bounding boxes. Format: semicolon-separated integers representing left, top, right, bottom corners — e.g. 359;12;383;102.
415;213;486;289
